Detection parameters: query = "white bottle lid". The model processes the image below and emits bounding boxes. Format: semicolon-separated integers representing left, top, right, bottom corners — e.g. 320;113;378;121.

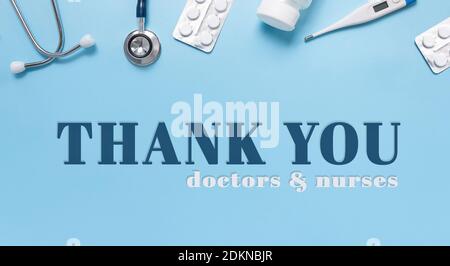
257;0;301;31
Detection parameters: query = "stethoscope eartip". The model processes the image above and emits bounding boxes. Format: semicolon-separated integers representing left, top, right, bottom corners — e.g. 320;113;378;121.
10;61;26;74
79;34;96;48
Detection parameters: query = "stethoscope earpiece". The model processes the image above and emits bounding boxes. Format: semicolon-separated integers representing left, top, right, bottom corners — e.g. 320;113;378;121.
124;0;161;67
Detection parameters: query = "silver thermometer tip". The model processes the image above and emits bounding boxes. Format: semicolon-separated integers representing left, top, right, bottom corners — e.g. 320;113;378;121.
304;34;314;42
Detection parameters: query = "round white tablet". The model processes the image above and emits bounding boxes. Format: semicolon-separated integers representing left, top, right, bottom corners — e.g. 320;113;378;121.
187;7;200;20
422;35;436;48
200;31;213;46
215;0;228;13
426;53;435;63
207;15;221;29
438;26;450;39
195;0;206;3
434;54;448;68
193;37;202;46
179;23;193;37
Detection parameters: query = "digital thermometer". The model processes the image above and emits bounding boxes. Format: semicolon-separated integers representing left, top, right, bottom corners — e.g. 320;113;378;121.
305;0;416;42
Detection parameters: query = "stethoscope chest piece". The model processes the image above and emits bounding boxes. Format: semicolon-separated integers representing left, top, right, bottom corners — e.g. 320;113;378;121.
124;30;160;66
125;0;161;67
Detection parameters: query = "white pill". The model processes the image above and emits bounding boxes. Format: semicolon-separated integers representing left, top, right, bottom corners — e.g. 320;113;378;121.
215;0;228;12
187;7;200;20
438;26;450;39
193;37;202;46
179;23;193;37
434;54;448;68
422;35;436;48
200;31;213;46
426;53;435;63
195;0;206;3
207;15;221;29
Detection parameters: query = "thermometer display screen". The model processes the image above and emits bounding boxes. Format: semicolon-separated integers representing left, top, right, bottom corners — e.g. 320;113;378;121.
373;1;389;12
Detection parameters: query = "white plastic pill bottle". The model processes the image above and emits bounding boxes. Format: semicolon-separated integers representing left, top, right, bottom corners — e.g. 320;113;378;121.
257;0;312;31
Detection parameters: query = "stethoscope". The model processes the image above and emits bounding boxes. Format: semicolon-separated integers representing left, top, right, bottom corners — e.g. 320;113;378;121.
9;0;95;74
124;0;161;66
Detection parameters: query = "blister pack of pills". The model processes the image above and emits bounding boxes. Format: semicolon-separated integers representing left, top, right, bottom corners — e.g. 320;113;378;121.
173;0;234;53
415;17;450;74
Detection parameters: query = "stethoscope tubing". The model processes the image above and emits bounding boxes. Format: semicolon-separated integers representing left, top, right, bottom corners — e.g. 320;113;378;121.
137;0;147;18
10;0;64;69
137;0;146;32
10;0;82;59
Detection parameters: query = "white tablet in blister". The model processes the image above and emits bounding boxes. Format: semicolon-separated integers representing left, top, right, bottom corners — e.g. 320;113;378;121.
415;17;450;74
173;0;234;53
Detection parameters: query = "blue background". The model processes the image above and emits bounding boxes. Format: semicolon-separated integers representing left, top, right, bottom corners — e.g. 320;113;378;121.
0;0;449;246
